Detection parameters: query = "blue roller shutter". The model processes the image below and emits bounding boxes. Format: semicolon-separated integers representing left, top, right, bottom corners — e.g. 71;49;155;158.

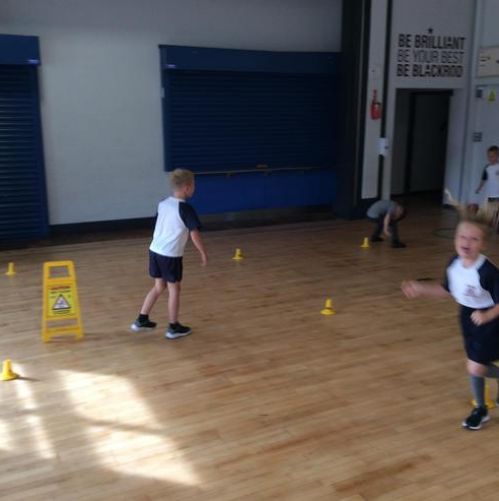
159;46;338;214
165;70;336;172
160;46;339;174
0;63;48;241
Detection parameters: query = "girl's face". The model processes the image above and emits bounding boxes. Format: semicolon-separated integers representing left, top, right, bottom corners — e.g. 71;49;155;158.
455;222;485;263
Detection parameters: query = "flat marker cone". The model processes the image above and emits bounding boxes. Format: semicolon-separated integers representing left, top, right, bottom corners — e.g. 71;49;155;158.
360;237;370;249
5;262;16;276
472;382;496;409
321;298;336;316
1;360;19;381
232;248;244;261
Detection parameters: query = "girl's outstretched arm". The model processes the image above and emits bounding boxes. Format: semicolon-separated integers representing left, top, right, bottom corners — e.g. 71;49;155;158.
401;280;450;299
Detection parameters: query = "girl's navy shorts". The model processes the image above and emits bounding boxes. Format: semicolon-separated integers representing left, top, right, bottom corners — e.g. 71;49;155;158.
460;306;499;364
149;251;183;283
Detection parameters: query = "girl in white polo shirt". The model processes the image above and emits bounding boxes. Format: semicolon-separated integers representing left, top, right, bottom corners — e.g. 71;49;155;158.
402;210;499;430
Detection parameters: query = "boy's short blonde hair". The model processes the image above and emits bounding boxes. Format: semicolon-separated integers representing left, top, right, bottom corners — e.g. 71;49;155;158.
170;169;194;189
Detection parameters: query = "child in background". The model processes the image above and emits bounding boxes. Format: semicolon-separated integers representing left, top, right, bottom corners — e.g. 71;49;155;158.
366;199;407;248
475;145;499;229
131;169;207;339
402;209;499;430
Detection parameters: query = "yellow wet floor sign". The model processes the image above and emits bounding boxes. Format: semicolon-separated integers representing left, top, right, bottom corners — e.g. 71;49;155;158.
42;261;83;342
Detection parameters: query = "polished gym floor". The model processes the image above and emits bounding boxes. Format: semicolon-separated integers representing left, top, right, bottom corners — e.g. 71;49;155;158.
1;203;498;500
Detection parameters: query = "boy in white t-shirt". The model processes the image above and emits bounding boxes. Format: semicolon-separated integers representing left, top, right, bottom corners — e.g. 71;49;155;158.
475;145;499;228
131;169;208;339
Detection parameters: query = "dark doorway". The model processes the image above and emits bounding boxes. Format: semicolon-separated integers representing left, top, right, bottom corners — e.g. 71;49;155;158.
391;90;451;197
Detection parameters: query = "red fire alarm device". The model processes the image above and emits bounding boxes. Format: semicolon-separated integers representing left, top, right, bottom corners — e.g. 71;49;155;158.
370;89;381;120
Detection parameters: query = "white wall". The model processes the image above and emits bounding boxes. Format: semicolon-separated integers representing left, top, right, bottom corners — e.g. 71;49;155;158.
384;0;474;200
361;0;388;199
362;0;475;201
0;0;342;224
464;0;499;205
444;89;469;201
481;0;499;47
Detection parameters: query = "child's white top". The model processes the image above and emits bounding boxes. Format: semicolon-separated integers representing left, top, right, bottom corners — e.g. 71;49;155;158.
149;197;201;257
444;254;499;309
482;163;499;198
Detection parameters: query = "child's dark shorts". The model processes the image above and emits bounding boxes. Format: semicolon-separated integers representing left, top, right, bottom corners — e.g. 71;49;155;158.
460;306;499;364
149;251;183;283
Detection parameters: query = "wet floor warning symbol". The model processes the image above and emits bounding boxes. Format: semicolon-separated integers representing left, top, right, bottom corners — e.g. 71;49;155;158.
53;294;71;311
47;286;74;317
42;261;83;342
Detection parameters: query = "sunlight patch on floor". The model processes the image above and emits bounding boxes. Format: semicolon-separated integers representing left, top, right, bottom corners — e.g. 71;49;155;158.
13;377;56;459
58;369;200;486
0;420;13;452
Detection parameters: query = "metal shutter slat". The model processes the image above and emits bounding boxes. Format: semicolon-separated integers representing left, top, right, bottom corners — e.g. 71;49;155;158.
0;65;48;240
164;70;335;172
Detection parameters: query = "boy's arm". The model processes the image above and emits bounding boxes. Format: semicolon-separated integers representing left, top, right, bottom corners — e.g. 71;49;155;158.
383;213;391;236
401;281;450;299
190;230;208;266
476;167;488;193
472;264;499;325
471;304;499;326
179;203;207;265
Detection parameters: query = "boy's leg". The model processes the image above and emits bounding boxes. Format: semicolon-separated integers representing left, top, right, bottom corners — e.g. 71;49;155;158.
131;278;165;331
463;360;491;429
468;359;499;378
470;375;486;408
140;278;166;315
370;216;384;241
167;281;181;324
486;199;499;231
389;221;406;248
484;364;499;378
492;201;499;231
165;281;192;339
389;220;400;243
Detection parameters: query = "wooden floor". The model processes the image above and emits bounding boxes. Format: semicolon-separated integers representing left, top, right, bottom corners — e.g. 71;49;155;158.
1;205;499;500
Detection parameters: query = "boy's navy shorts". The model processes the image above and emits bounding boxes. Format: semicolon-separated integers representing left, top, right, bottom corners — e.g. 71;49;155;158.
149;251;183;283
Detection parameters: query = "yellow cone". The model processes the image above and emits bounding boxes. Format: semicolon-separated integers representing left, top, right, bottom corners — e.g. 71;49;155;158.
360;237;370;249
5;262;16;276
232;248;244;261
1;360;19;381
321;298;336;316
472;382;496;409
